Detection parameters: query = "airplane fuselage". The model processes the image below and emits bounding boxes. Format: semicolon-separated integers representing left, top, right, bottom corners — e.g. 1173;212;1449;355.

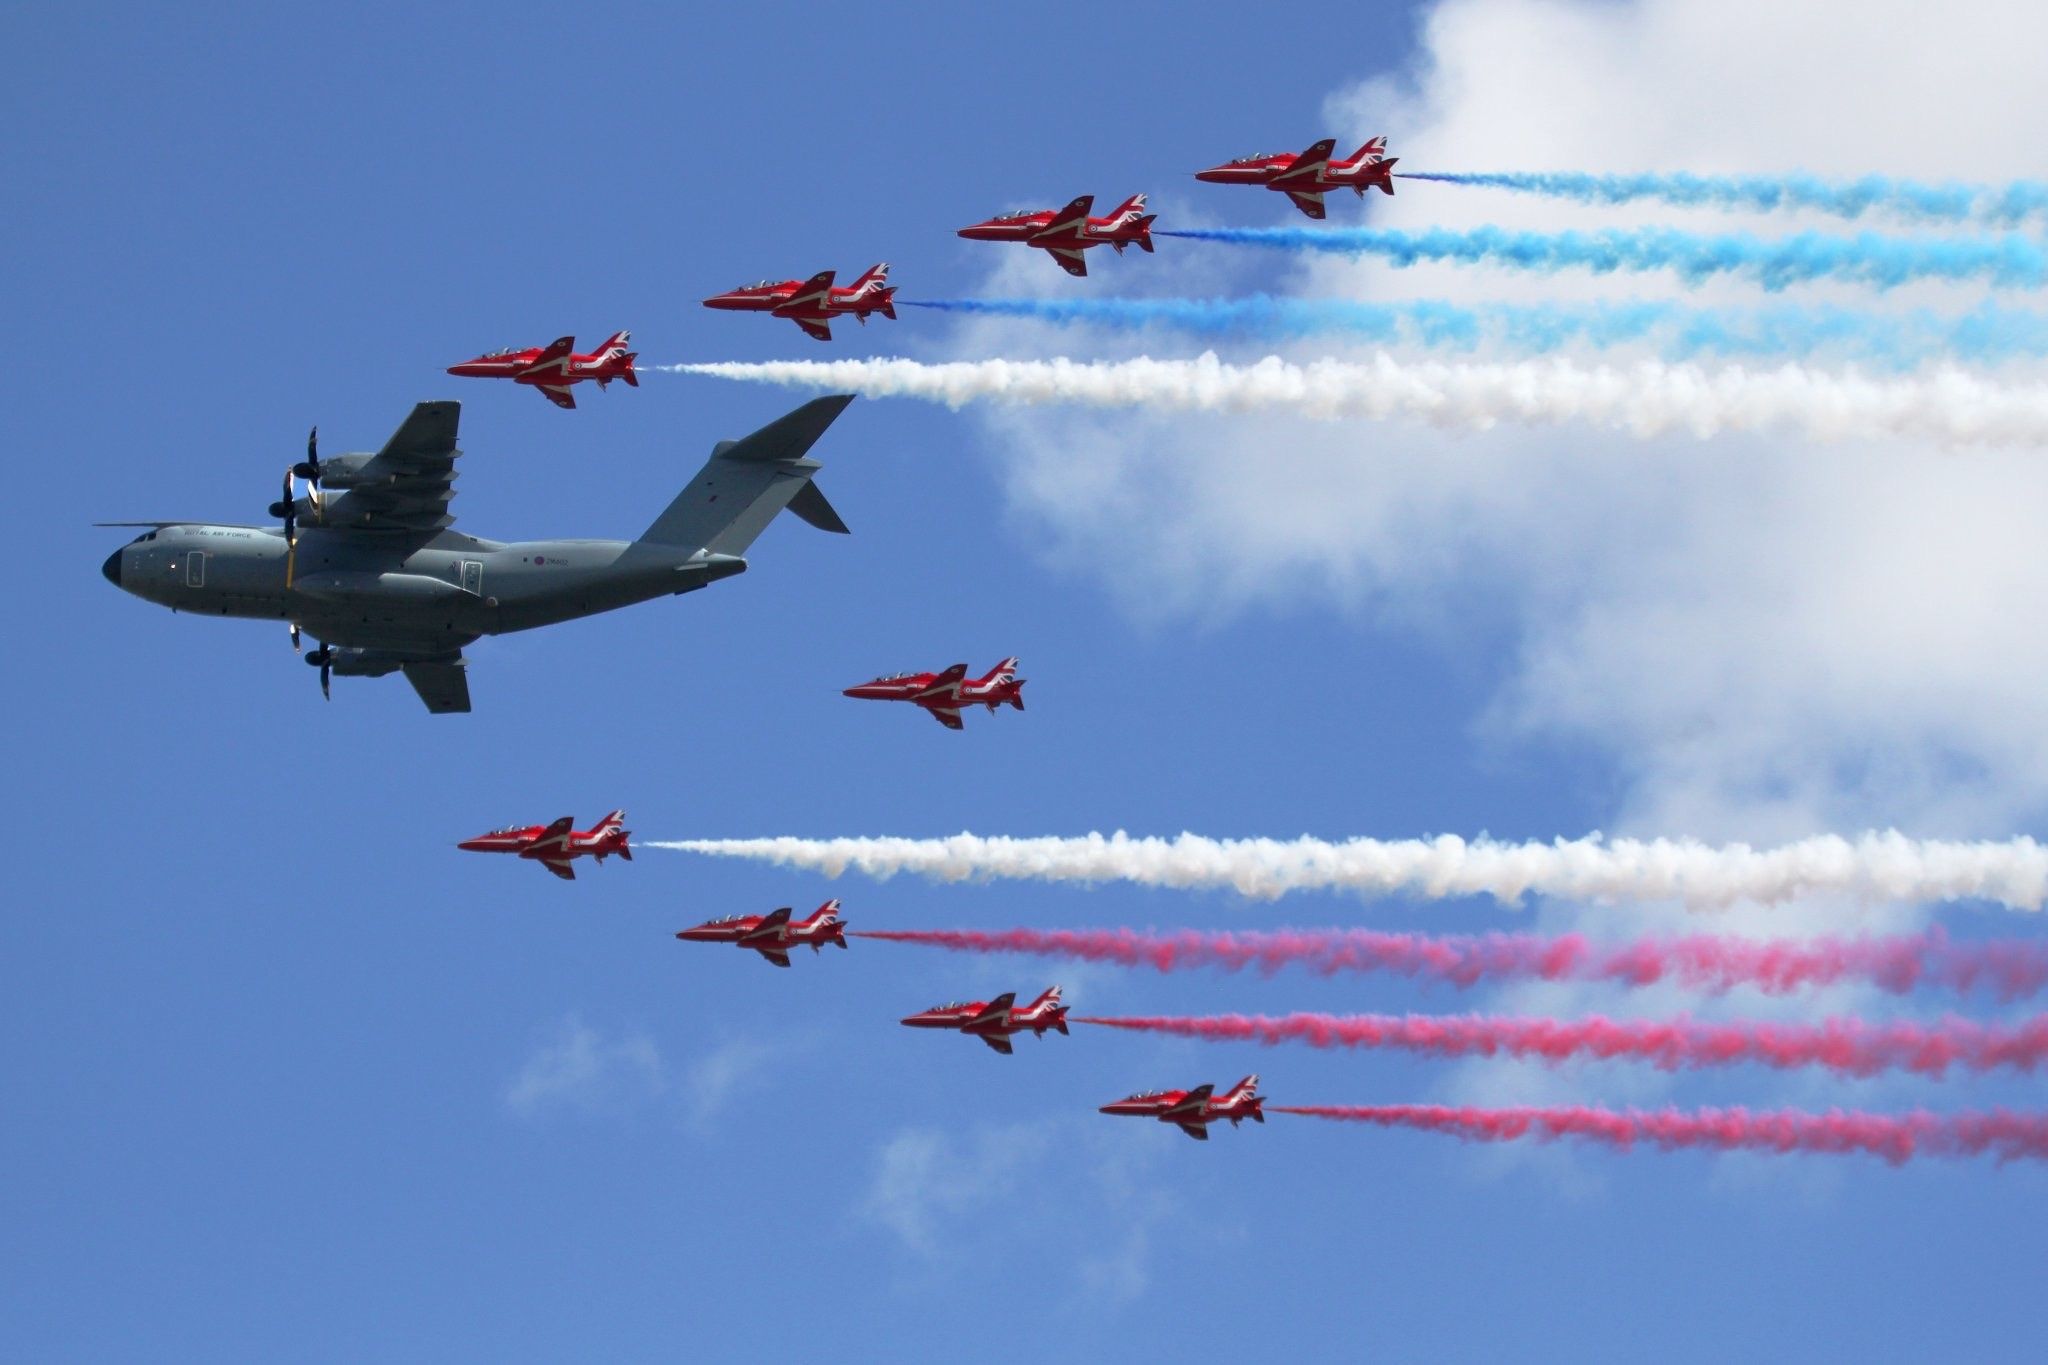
101;523;744;654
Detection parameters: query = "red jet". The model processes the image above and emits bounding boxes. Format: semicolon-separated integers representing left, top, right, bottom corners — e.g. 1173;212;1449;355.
675;899;847;968
957;195;1156;277
843;658;1024;731
900;986;1069;1054
1099;1074;1265;1141
702;264;897;342
1195;137;1398;218
446;332;639;410
457;810;631;881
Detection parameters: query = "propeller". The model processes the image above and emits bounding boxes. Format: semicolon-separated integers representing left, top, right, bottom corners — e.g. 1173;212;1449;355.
271;427;322;601
306;642;333;700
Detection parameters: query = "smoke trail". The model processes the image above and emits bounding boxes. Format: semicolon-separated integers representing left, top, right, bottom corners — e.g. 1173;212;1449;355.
1267;1103;2048;1165
904;297;2048;369
851;927;2048;1000
1398;170;2048;228
654;831;2048;911
656;355;2048;448
1078;1012;2048;1080
1156;225;2048;292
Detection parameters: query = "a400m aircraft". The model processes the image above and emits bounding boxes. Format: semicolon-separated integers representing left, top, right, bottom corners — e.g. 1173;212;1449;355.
99;395;855;713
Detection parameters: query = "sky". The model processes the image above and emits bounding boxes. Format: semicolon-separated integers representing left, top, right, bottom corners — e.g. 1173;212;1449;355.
6;2;2047;1360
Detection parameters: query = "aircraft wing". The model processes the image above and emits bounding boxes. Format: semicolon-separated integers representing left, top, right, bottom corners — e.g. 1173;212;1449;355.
915;664;970;699
1163;1085;1215;1119
321;401;464;533
967;994;1017;1027
978;1033;1015;1055
1047;247;1089;277
791;316;833;342
537;384;577;410
528;816;576;853
754;946;793;968
1271;138;1337;186
740;908;794;943
1285;189;1327;219
1175;1122;1211;1141
519;336;577;376
402;658;472;713
925;706;965;731
540;858;576;881
1036;195;1093;237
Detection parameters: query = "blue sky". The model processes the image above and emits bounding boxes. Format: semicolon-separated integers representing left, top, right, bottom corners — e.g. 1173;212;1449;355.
7;3;2047;1361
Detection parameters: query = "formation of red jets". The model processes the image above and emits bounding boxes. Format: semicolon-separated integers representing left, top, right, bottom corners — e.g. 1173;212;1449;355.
444;136;1395;1135
435;134;1399;382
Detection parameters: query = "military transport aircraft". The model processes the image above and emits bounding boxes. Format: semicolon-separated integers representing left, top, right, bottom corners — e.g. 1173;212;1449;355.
956;195;1156;276
1195;138;1398;218
446;333;639;409
99;395;855;713
457;811;631;880
842;657;1025;730
702;265;897;341
675;901;848;968
900;987;1069;1054
1099;1075;1265;1140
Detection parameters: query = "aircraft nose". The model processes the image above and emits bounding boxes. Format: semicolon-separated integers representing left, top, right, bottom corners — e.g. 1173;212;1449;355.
101;549;122;587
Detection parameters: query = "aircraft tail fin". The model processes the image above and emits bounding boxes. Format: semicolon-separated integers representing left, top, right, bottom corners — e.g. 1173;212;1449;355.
637;395;854;554
851;263;890;295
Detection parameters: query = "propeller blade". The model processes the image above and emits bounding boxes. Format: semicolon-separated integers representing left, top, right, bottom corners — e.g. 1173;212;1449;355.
294;426;321;485
289;620;300;652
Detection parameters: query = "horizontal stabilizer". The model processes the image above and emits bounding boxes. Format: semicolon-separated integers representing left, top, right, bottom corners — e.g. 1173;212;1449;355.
786;480;849;534
638;395;855;555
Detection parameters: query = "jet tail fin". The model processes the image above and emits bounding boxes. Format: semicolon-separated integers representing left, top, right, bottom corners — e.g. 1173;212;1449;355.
637;395;855;554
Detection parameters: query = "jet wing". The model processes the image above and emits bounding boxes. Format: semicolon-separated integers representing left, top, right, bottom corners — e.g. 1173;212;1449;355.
914;664;970;700
537;384;577;410
528;816;576;854
1035;195;1094;238
316;402;464;533
967;994;1017;1027
402;658;472;713
540;858;576;881
790;316;833;342
519;336;577;376
739;908;794;943
1162;1085;1215;1120
755;946;793;968
925;706;965;731
1175;1122;1211;1141
1285;189;1327;219
1271;138;1337;186
1047;248;1089;277
978;1034;1015;1055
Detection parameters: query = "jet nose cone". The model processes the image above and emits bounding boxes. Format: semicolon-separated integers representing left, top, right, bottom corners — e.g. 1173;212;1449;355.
101;549;122;587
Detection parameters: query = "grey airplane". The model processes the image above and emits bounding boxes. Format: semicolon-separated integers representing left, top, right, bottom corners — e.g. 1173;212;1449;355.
99;394;855;713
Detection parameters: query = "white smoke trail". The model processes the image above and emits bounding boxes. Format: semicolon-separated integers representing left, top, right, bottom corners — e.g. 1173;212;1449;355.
649;831;2048;912
657;355;2048;448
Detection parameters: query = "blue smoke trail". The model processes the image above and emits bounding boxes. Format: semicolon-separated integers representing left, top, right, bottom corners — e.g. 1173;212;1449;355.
1399;171;2048;228
1156;225;2048;291
904;297;2048;368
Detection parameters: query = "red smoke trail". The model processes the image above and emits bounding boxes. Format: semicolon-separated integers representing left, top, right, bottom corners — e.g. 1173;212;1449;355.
851;927;2048;999
1267;1103;2048;1165
1074;1012;2048;1079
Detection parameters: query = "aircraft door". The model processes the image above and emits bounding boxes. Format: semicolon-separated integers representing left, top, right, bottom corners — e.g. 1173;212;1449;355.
461;560;482;595
185;551;206;587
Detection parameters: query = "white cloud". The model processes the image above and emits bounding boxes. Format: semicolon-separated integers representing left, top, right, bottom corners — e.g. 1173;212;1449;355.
858;1120;1187;1302
918;0;2048;1173
503;1016;667;1119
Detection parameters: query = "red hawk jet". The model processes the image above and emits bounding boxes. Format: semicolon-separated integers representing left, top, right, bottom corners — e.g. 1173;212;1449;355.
957;195;1156;276
842;657;1024;731
1099;1075;1265;1141
702;264;897;342
675;900;847;968
457;811;631;881
1195;137;1398;218
900;987;1069;1054
446;332;639;409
